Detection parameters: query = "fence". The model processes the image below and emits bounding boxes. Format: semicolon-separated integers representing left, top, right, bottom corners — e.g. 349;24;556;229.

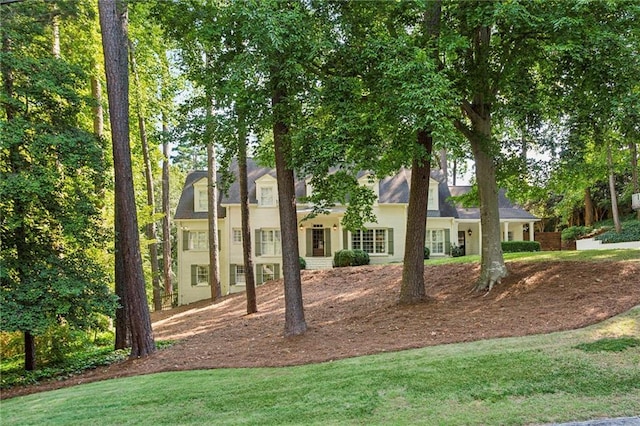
160;292;178;310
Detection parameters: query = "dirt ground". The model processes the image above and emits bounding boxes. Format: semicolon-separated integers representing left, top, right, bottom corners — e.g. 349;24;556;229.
3;260;640;400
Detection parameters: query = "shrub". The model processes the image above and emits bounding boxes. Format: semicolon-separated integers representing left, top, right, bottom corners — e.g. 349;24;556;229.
561;226;592;241
424;246;430;259
353;249;370;266
595;220;640;243
333;249;369;267
333;249;355;267
450;244;465;257
299;256;306;270
501;240;541;253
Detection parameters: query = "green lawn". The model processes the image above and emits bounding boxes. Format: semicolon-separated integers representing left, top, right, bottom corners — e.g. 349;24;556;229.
426;248;640;265
3;306;639;425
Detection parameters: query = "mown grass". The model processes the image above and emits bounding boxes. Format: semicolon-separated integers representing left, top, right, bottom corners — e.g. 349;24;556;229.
2;307;639;425
426;248;639;265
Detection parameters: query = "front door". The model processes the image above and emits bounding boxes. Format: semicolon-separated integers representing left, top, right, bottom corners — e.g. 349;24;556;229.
457;231;466;255
312;229;325;257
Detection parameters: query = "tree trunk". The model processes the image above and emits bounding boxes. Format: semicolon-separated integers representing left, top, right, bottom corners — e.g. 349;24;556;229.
400;130;433;304
606;143;622;233
584;187;594;227
129;40;162;312
272;73;306;337
162;119;173;295
51;8;60;59
630;141;639;220
238;111;257;314
114;212;129;350
98;0;155;358
207;139;222;301
24;331;36;371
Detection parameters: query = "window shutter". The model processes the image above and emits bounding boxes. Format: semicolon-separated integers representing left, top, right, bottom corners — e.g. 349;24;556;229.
230;264;236;285
387;228;394;255
444;229;451;255
324;228;331;257
306;229;313;257
256;263;263;284
183;231;190;251
218;230;221;252
255;229;261;256
191;265;197;286
274;263;280;280
343;229;349;249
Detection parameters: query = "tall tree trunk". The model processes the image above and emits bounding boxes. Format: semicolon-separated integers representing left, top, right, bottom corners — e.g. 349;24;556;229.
438;149;447;180
114;211;129;349
207;140;221;301
630;141;640;220
400;131;433;304
272;70;306;337
399;0;440;305
129;40;162;312
51;12;60;59
238;111;257;314
584;187;594;227
24;331;36;371
606;143;622;233
162;119;173;295
98;0;155;358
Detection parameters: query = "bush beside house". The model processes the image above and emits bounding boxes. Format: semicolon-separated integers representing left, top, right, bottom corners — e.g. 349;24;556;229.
333;249;370;267
502;241;541;253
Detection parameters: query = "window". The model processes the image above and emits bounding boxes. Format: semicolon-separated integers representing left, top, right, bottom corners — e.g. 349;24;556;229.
232;228;242;244
428;187;437;209
259;186;275;206
352;228;387;254
426;229;445;255
195;187;208;212
257;263;279;284
260;229;281;256
188;231;208;250
507;231;514;242
191;265;209;286
235;265;245;284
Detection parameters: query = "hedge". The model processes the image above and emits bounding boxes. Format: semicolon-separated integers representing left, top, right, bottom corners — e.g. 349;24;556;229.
501;240;541;253
595;220;640;243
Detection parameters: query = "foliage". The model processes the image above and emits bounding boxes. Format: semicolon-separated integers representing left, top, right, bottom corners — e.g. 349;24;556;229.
299;256;306;270
574;337;640;353
333;249;370;268
501;241;541;253
3;307;640;424
424;246;430;260
595;220;640;244
0;0;117;345
450;245;465;257
561;226;594;241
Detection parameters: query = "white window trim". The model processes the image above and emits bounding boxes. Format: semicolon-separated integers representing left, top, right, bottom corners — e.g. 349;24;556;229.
352;228;388;255
426;229;445;255
260;229;282;256
188;230;208;251
235;265;246;284
194;184;208;212
193;265;209;287
257;185;277;207
232;228;242;244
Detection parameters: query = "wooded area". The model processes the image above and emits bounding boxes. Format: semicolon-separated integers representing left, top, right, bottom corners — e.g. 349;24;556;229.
1;0;638;367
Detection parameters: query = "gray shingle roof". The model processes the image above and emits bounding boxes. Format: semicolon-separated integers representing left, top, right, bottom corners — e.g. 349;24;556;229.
174;160;536;221
449;186;538;220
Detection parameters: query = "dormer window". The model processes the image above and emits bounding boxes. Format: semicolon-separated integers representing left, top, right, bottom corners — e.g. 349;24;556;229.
259;186;275;206
427;180;439;211
256;175;277;207
193;180;208;212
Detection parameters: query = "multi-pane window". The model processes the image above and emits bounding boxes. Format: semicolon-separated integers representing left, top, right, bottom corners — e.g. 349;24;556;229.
426;229;445;255
232;228;242;244
191;265;209;286
235;265;245;283
196;188;208;211
428;187;437;209
352;229;387;254
188;231;208;250
261;264;276;282
259;186;275;206
261;229;281;256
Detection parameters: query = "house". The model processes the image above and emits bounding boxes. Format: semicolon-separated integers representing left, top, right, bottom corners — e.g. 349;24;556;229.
174;159;539;305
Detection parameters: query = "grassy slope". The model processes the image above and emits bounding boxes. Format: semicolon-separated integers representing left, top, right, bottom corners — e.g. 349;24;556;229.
2;250;639;425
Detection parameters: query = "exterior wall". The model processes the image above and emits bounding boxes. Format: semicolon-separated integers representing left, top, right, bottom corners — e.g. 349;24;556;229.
176;218;229;306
